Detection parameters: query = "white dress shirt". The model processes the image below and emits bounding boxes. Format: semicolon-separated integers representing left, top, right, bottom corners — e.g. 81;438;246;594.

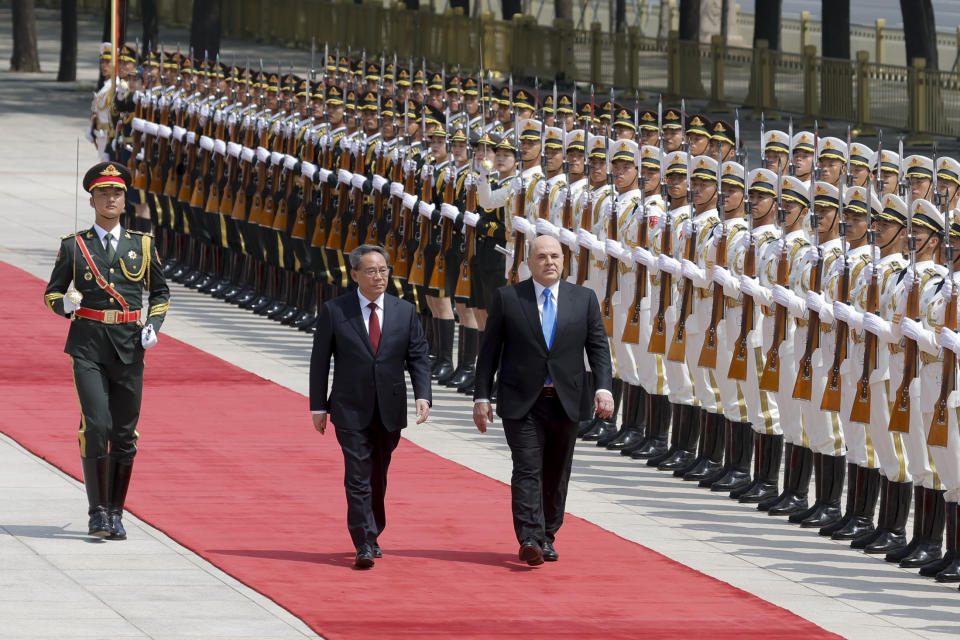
93;223;121;255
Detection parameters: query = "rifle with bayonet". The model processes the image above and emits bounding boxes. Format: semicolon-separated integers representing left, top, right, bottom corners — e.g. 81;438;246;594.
601;100;618;337
758;162;788;391
507;76;526;285
429;64;454;292
648;95;673;356
930;149;957;446
699;137;728;368
667;99;695;363
575;86;596;286
727;151;754;381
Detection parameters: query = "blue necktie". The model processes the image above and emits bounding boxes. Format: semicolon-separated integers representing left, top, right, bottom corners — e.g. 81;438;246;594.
542;288;556;385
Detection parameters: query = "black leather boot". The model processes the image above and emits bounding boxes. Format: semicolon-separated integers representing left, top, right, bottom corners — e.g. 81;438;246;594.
629;394;671;459
884;485;926;561
448;328;478;388
738;433;782;503
657;404;699;471
708;421;753;492
106;456;134;540
444;326;466;385
759;442;793;511
788;453;824;523
434;319;456;384
81;456;110;537
673;408;708;477
730;432;763;500
900;488;945;568
832;467;880;540
647;402;683;466
800;454;845;528
583;379;623;442
922;502;960;580
603;384;646;450
865;480;911;554
768;445;814;516
820;463;860;536
683;412;725;482
852;475;889;549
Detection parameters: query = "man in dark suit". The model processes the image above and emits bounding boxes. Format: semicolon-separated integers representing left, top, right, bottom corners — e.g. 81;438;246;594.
310;244;432;569
44;161;170;541
474;234;614;565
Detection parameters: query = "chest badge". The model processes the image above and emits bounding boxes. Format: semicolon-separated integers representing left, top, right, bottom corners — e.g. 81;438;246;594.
128;250;137;259
84;271;93;281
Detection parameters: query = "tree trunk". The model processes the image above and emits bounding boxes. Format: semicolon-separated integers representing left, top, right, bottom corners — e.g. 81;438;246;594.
752;0;780;50
900;0;938;69
501;0;522;20
820;0;853;120
57;0;77;81
190;0;223;60
554;0;572;21
678;0;700;41
11;0;40;72
140;0;159;54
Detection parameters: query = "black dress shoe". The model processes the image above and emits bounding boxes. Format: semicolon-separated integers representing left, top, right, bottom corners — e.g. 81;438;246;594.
519;539;543;566
88;508;110;537
107;511;126;540
542;541;558;561
355;544;375;569
372;542;382;559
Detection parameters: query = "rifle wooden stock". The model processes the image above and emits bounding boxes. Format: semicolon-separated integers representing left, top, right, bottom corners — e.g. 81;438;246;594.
648;215;673;356
889;276;920;432
560;189;573;279
163;106;186;197
343;147;365;253
429;171;456;293
204;115;228;214
383;156;404;265
699;229;727;369
600;204;618;338
507;182;528;285
792;259;823;400
455;179;478;299
759;243;790;391
666;224;696;362
728;234;756;381
394;165;417;279
622;207;650;345
406;169;435;286
310;143;334;249
325;151;351;250
850;270;880;423
820;264;851;411
575;197;594;286
364;149;388;247
929;283;957;446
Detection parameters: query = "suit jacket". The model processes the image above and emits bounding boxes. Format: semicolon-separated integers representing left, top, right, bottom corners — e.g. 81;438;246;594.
43;227;170;365
310;291;432;432
474;278;613;422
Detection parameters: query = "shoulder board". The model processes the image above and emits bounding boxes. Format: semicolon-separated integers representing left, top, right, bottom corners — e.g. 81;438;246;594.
127;229;154;237
61;232;79;240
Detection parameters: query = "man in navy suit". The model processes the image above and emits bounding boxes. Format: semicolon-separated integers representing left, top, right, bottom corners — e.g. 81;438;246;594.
310;245;432;568
474;235;614;565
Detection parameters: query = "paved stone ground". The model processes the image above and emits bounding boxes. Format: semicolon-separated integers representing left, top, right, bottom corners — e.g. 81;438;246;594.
2;6;960;640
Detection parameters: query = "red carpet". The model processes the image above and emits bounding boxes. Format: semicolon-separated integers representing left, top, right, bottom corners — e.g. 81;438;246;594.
2;260;840;639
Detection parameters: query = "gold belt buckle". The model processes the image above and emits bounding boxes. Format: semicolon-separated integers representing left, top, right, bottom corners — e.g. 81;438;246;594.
102;309;120;323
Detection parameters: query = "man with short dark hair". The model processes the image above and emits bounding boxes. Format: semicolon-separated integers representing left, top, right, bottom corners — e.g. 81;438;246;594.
310;244;433;568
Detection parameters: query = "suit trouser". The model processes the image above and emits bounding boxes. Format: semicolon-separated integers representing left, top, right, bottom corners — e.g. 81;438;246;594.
930;391;960;502
71;354;143;461
334;405;402;549
502;390;578;545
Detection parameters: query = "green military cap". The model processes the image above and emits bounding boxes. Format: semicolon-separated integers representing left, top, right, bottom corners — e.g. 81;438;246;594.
309;80;324;101
637;109;658;131
576;101;594;124
381;96;396;118
514;89;534;111
325;84;344;105
556;93;574;115
423;103;444;128
396;65;411;87
344;88;358;109
358;91;379;111
145;51;161;68
598;99;614;122
412;67;427;87
179;56;193;75
83;161;131;192
661;108;683;130
364;61;380;82
295;78;309;98
162;52;178;70
686;114;712;137
450;127;467;143
495;85;511;106
118;44;138;64
214;63;229;80
462;76;479;96
383;61;395;81
263;72;280;92
496;130;517;152
427;71;443;91
326;54;338;73
613;106;635;131
351;58;363;76
542;94;555;115
445;74;460;94
338;55;350;74
711;120;735;146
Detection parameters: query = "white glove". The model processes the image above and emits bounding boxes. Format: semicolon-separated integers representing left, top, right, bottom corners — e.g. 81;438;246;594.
214;139;227;156
804;247;820;266
84;129;94;143
282;153;297;170
941;276;954;301
317;168;332;184
270;151;284;166
902;268;916;293
559;228;577;248
372;175;388;192
682;219;696;239
533;179;547;202
240;147;255;163
337;169;353;185
131;117;145;132
513;216;534;236
596;199;612;220
464;173;476;191
710;227;723;248
256;146;270;163
387;181;403;199
712;265;739;296
591;238;607;261
577;228;597;249
556;186;569;206
418;201;436;219
141;325;158;349
805;290;824;315
833;301;862;329
740;275;771;305
511;176;523;193
440;203;459;221
340;136;352;152
402;193;418;210
350;174;366;190
619;246;636;268
421;164;432;181
199;135;214;152
772;284;806;317
300;162;317;180
536;218;559;238
403;158;417;175
902;318;939;355
477;162;490;179
604;239;624;260
464;211;480;228
62;293;77;313
184;131;196;145
658;254;682;277
634;246;656;270
579;191;591;210
863;312;896;342
226;141;241;158
681;259;707;286
941;327;960;355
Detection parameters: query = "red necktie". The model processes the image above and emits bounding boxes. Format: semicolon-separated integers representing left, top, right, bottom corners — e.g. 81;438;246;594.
367;302;380;353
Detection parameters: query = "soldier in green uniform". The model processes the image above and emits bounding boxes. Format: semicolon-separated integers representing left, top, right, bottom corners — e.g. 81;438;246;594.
43;161;170;540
